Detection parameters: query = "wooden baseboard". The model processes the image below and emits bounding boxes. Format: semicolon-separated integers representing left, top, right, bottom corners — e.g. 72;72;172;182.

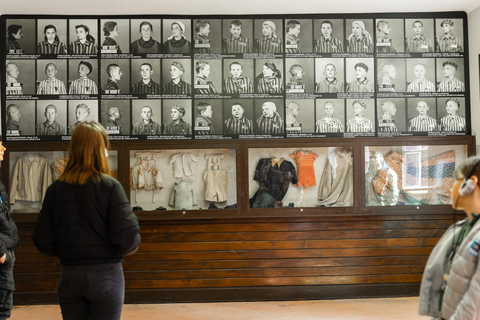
14;284;420;305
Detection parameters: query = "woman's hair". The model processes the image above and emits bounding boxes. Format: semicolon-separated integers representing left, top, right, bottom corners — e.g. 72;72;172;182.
103;21;117;36
43;25;60;42
455;156;480;187
59;121;110;185
7;24;22;40
75;24;96;44
257;61;281;79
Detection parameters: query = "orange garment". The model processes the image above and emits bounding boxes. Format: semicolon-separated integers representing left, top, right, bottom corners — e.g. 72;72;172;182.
289;150;318;188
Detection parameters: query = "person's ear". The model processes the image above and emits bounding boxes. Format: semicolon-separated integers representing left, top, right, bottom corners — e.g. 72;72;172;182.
470;175;479;188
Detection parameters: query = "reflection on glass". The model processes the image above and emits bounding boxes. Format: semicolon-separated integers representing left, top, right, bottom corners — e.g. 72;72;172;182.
365;145;467;206
249;147;354;208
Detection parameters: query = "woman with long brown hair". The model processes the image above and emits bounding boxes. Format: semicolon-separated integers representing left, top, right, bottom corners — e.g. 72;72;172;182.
33;121;140;320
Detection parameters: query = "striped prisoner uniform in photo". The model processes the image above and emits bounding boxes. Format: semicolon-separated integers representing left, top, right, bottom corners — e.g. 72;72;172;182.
437;78;465;92
224;76;254;94
37;40;67;54
436;33;463;52
405;35;433;53
408;115;437;132
69;78;98;94
224;116;254;135
254;36;283;53
347;35;374;53
407;79;436;92
132;80;161;95
222;35;252;53
163;79;192;95
69;40;97;54
256;113;284;135
316;117;344;133
438;114;466;131
346;117;374;133
37;78;67;94
315;36;344;53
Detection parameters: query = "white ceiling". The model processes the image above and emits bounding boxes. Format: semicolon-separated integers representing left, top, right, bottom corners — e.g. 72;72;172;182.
1;0;480;15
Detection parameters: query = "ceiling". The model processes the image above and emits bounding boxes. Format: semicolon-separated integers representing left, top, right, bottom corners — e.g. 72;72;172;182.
1;0;480;15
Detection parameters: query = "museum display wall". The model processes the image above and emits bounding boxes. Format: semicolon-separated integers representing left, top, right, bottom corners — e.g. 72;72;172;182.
1;11;475;304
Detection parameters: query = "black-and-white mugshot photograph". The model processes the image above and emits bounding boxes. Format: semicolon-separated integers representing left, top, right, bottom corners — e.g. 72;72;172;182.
345;58;375;93
437;97;466;132
36;60;68;95
345;19;374;53
36;100;67;136
67;100;99;135
254;99;285;135
162;19;192;54
100;100;131;135
131;59;162;95
194;19;221;54
162;99;192;136
285;99;315;133
285;58;314;93
6;59;35;95
436;58;465;92
69;19;98;54
131;100;162;136
130;19;162;54
375;19;404;53
68;59;99;95
194;99;223;135
100;19;129;54
223;99;255;136
435;18;464;53
162;59;192;95
345;99;375;133
315;99;345;133
253;19;283;54
37;19;68;55
315;58;345;93
101;59;130;95
285;19;313;53
6;19;35;54
404;19;434;53
313;19;345;54
377;59;406;93
406;98;437;132
193;60;222;94
222;19;254;54
254;59;284;94
223;59;255;95
406;58;436;92
5;100;35;136
376;98;407;133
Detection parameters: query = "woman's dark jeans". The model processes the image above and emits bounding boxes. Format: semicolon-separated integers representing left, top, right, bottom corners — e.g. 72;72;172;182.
58;262;125;320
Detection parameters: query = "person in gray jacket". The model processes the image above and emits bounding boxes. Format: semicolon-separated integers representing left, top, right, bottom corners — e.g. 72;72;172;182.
418;156;480;320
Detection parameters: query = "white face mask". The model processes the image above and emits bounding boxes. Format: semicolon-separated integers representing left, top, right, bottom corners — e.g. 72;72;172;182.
105;148;109;157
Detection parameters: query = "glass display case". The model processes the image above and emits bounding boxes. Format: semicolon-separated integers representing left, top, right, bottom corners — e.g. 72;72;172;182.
364;144;468;206
8;150;118;213
129;148;237;211
248;146;354;208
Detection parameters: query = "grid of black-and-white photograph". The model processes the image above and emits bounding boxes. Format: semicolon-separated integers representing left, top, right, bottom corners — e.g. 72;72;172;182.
2;13;469;142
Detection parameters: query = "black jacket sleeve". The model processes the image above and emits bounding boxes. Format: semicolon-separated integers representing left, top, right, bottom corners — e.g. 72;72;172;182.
107;181;141;255
32;184;57;256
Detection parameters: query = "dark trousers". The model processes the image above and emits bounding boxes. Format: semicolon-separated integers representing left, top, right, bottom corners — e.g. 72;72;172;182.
58;262;124;320
0;289;12;320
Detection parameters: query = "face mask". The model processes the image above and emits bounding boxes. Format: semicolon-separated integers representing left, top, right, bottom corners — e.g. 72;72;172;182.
105;148;109;157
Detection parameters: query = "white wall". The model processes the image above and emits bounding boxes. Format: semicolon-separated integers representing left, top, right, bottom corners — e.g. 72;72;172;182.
468;6;480;152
